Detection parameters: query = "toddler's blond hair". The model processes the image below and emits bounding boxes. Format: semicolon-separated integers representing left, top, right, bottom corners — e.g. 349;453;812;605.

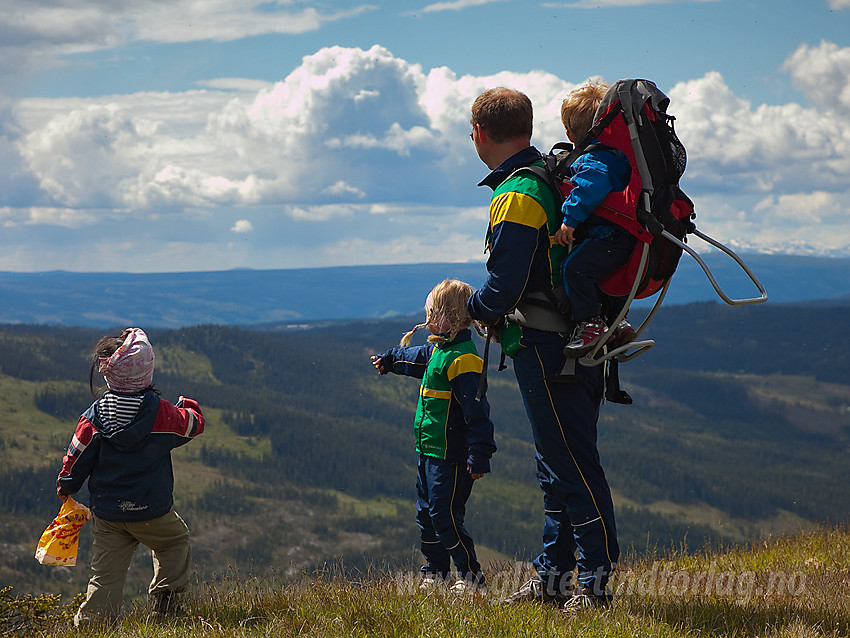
560;81;610;141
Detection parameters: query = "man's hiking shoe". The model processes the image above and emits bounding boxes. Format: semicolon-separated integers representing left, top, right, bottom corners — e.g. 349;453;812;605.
450;576;487;595
503;578;571;605
609;319;637;349
564;316;608;356
562;587;613;616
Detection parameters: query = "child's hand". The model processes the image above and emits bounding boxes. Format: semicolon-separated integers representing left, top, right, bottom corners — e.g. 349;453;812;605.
554;223;575;246
370;355;386;375
467;453;490;478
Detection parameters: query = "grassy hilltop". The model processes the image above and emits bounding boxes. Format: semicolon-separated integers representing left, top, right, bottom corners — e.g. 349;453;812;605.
4;525;849;637
2;301;849;630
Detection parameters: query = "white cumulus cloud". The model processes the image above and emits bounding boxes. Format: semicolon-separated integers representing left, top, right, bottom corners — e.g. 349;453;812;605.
230;219;254;233
419;0;510;12
8;47;580;217
4;41;850;272
669;70;850;195
541;0;718;7
0;1;377;76
783;40;850;116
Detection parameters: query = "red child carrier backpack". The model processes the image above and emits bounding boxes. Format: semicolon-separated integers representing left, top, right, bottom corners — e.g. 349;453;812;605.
550;79;696;299
526;79;767;366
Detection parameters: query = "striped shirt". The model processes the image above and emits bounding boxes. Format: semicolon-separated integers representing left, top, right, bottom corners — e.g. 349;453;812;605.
96;393;145;435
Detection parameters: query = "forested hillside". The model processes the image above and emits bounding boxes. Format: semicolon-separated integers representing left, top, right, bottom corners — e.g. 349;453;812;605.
2;301;849;599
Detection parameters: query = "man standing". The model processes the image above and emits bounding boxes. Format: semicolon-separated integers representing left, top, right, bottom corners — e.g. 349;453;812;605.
466;87;619;612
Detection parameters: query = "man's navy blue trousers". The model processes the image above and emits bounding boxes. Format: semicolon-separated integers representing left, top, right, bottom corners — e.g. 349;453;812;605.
512;327;619;596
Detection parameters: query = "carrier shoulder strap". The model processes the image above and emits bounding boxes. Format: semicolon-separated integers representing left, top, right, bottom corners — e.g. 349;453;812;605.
557;101;623;176
515;142;613;200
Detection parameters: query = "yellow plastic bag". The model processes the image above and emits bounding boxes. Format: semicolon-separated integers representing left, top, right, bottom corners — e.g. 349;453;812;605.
34;497;92;566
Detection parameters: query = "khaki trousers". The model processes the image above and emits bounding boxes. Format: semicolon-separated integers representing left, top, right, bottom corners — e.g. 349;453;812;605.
75;508;191;625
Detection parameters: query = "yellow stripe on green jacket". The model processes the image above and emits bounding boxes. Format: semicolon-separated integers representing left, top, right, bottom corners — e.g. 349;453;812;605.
377;329;496;470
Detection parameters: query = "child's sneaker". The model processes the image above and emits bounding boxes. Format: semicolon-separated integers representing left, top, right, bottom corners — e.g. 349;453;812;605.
419;573;445;591
450;576;487;595
564;316;608;356
609;319;637;349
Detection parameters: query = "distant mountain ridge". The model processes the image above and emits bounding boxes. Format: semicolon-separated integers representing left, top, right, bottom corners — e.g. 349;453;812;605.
0;254;848;328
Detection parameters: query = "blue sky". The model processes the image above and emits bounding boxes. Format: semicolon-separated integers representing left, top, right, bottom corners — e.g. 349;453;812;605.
1;0;849;272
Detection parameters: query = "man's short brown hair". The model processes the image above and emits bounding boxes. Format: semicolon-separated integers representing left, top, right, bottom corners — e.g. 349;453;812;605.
471;88;533;143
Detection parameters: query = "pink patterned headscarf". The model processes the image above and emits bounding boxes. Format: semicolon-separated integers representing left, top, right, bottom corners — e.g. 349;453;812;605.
98;328;155;393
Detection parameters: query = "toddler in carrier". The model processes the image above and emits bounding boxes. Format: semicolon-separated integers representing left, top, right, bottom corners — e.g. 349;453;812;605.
554;82;637;355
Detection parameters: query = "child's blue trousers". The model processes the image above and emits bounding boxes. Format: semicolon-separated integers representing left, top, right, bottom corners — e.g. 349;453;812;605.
562;221;635;322
415;455;482;580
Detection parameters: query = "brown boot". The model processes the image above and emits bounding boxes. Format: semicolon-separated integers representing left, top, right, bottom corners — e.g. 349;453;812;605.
152;590;181;616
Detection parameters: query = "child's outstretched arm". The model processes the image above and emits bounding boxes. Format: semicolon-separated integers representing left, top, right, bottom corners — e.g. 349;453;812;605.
371;355;388;375
370;344;433;380
153;397;205;446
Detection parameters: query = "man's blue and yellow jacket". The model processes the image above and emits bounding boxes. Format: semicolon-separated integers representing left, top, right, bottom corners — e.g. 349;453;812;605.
467;146;563;328
377;328;496;474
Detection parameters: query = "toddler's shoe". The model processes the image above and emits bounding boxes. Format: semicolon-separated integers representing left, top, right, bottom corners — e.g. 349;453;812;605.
564;316;608;356
609;319;637;349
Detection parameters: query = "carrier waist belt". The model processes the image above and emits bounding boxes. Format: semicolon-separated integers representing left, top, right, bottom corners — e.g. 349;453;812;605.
506;292;571;333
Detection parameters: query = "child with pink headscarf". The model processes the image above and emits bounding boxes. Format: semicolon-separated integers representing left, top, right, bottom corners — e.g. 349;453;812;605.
55;328;205;625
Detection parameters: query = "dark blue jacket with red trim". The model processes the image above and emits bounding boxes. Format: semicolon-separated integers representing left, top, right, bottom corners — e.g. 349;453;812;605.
57;391;204;522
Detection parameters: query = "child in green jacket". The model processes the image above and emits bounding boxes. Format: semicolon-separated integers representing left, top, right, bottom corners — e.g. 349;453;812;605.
371;279;496;593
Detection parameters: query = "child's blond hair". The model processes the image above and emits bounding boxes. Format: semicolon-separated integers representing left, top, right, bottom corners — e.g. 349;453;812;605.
560;81;610;141
401;279;483;346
